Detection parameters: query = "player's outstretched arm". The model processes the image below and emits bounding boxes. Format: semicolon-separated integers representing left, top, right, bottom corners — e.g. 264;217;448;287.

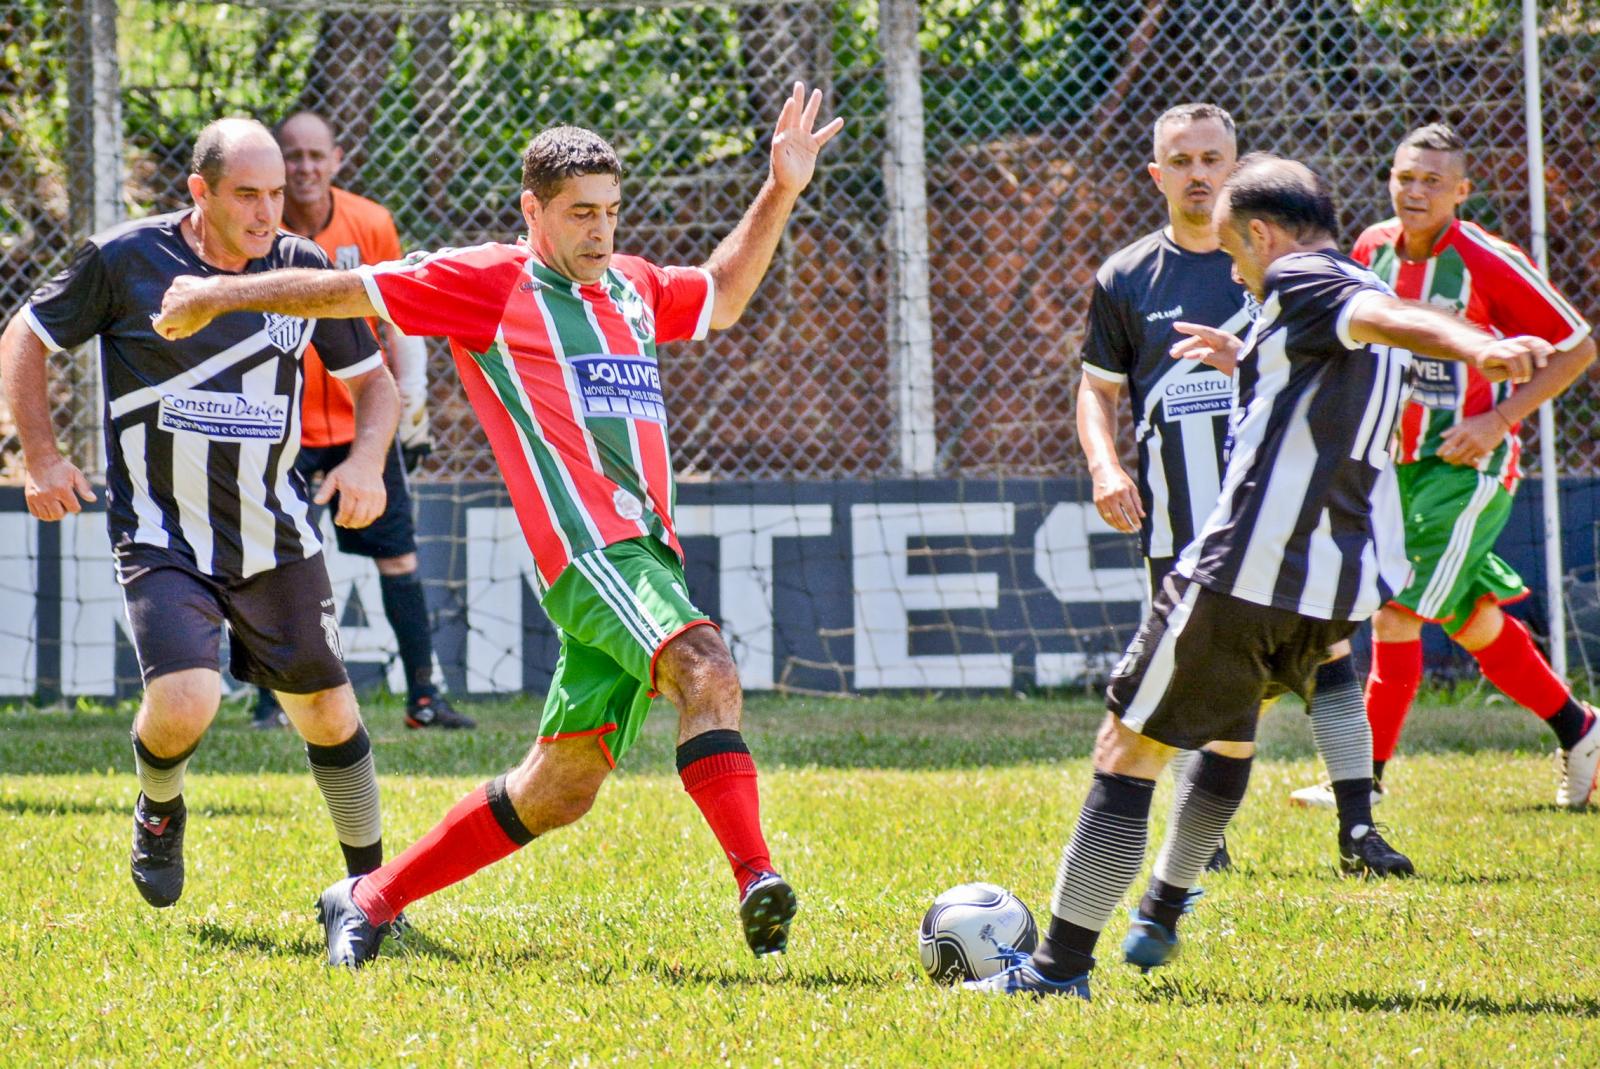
1347;294;1550;384
316;365;400;529
0;313;96;521
701;81;844;330
153;269;376;340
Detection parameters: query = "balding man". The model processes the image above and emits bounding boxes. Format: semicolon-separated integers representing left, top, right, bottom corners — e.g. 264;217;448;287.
968;154;1550;999
0;116;399;911
252;111;473;731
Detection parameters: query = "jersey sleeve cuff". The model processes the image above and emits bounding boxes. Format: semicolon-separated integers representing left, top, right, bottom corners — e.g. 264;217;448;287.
1081;362;1128;384
1336;289;1386;350
327;351;385;380
1553;322;1593;353
21;305;64;353
692;267;715;341
354;266;396;327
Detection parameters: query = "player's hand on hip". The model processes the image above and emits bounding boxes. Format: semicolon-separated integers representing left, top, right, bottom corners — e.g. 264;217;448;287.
1090;464;1144;534
1171;321;1242;376
1436;411;1505;467
24;454;96;522
153;275;221;340
317;459;387;529
769;81;845;196
1474;335;1551;385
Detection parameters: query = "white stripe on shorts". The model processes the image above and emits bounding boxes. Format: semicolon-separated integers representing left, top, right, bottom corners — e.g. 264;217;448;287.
1121;581;1204;735
1415;473;1498;620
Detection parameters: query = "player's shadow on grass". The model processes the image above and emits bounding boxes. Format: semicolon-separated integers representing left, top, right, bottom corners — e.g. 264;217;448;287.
1501;802;1598;817
631;960;886;989
0;796;283;819
1143;979;1600;1018
191;920;325;959
1238;863;1531;885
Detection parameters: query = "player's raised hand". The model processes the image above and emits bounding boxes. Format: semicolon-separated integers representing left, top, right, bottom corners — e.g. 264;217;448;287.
1473;335;1550;385
316;458;387;529
1171;321;1243;376
153;275;221;340
769;82;844;196
24;453;96;522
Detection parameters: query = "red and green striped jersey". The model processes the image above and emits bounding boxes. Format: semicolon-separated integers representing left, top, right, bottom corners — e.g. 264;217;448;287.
1350;218;1590;491
358;241;714;591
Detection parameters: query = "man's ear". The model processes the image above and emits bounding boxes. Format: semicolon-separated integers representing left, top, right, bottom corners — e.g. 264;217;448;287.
1146;160;1163;191
1247;217;1272;251
329;145;346;180
186;173;208;206
519;189;540;231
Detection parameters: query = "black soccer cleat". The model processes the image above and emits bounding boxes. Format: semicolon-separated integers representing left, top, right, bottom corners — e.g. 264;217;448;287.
739;872;798;956
1205;834;1233;873
317;876;387;968
131;794;187;908
1339;823;1415;878
405;693;477;731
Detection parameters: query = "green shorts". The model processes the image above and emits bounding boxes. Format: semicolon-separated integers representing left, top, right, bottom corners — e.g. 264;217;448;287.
537;536;712;766
1391;458;1527;630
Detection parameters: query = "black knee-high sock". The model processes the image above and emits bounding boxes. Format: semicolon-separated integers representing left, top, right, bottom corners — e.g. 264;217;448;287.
379;571;437;702
1145;750;1252;930
1031;770;1155;981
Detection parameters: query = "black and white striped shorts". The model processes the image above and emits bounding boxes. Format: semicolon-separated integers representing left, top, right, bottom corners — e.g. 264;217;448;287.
1106;574;1355;750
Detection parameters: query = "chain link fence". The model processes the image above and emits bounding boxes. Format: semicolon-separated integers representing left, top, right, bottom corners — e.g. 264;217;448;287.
2;0;1598;485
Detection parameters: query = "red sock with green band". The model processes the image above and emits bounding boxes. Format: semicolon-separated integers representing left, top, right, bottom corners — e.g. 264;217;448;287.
677;729;772;897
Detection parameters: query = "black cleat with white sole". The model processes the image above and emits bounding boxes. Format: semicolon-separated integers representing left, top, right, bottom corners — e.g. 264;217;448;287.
1339;823;1415;878
739;872;797;956
131;795;186;908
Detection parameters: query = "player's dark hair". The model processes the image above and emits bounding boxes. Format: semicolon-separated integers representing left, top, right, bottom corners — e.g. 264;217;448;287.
191;116;274;188
1222;152;1338;243
1399;122;1468;169
520;126;624;201
1152;102;1236;157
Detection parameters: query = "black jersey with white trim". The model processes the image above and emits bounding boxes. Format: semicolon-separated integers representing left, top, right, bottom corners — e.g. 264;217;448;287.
1176;250;1412;622
24;211;381;580
1080;229;1253;558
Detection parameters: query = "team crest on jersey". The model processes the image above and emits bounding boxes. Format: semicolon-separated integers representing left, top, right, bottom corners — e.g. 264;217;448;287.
320;611;344;660
264;312;307;352
334;244;362;270
617;285;655;339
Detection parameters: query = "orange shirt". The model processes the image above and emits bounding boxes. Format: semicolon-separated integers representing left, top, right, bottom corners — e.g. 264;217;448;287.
298;187;404;447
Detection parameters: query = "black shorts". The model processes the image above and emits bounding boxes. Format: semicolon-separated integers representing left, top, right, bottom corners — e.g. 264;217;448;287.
1106;574;1356;750
119;548;349;694
296;439;417;559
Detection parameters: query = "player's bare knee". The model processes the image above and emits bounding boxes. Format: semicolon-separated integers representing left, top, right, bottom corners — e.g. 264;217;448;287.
1372;605;1422;643
657;627;740;724
277;683;362;745
1203;739;1255;760
137;668;221;750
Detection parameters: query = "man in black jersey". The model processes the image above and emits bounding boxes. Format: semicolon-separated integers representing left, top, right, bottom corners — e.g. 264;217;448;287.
0;117;399;911
1078;103;1411;885
971;155;1547;1000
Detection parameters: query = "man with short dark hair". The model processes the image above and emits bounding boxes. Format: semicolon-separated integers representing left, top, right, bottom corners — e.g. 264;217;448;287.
0;116;398;910
969;154;1549;999
1079;104;1407;891
251;109;474;731
1295;122;1599;810
155;84;843;967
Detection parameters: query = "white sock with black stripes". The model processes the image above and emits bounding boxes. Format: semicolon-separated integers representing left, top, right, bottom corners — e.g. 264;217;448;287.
305;724;384;875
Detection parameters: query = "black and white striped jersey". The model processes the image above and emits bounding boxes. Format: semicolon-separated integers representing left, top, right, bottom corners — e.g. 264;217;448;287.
1080;229;1254;559
1176;250;1412;622
23;211;381;581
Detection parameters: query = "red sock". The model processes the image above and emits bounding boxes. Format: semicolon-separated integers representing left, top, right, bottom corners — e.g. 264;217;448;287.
1471;615;1572;719
678;731;772;898
353;775;533;926
1367;639;1423;763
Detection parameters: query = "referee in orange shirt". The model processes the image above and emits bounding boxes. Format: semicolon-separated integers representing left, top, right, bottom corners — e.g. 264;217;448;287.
256;110;474;730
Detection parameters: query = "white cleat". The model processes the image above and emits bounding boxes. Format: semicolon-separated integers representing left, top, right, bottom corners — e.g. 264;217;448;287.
1289;779;1385;810
1556;707;1600;809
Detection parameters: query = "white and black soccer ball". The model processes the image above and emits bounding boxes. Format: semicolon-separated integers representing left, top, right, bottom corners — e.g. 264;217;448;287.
918;882;1038;984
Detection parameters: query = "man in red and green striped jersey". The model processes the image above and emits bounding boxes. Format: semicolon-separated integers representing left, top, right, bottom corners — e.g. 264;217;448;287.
154;82;844;966
1309;123;1599;809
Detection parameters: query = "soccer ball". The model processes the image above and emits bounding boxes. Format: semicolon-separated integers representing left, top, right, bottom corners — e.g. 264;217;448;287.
918;882;1038;984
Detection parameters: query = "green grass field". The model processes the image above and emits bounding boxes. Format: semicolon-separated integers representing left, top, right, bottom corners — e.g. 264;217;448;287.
2;690;1596;1066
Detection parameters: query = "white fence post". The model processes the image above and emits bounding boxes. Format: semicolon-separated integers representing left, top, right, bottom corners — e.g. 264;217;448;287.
1522;0;1566;675
879;0;937;475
